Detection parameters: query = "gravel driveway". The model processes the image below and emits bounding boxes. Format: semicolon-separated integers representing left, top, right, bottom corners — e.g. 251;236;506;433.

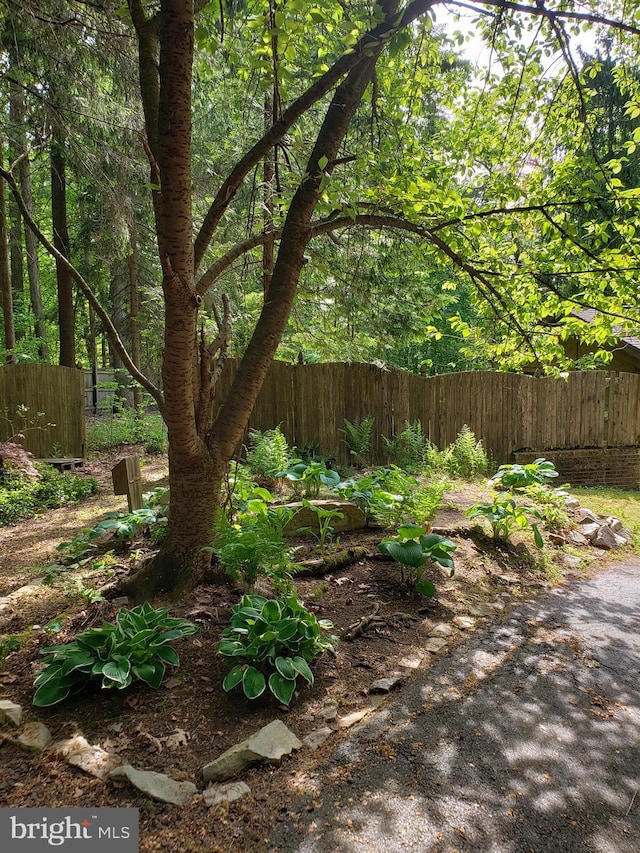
270;559;640;853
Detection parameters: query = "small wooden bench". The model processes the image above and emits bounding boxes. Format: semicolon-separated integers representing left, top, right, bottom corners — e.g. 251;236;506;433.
37;458;84;472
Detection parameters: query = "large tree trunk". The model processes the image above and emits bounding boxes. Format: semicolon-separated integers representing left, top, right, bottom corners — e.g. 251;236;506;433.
0;145;16;363
122;0;392;601
51;130;75;367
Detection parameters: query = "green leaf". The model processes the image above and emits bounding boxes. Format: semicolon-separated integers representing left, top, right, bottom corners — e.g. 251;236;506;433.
243;666;266;699
533;524;544;549
223;665;246;692
275;656;297;680
33;679;72;707
261;600;282;623
415;579;436;598
291;656;314;685
155;645;180;666
132;661;165;689
268;672;296;705
101;660;131;685
317;155;329;170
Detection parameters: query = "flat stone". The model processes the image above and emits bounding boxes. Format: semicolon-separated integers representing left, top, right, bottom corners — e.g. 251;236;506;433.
424;637;448;653
453;615;476;630
564;497;581;510
317;701;338;722
282;500;366;536
203;781;251;807
53;735;124;780
202;720;302;782
561;554;584;569
0;699;22;727
370;673;405;693
303;727;334;751
398;652;425;669
12;722;52;752
336;709;369;729
109;764;196;806
429;623;454;638
497;574;520;585
469;602;503;617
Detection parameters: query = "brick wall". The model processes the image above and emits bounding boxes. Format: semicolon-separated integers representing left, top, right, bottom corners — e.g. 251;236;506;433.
513;448;640;489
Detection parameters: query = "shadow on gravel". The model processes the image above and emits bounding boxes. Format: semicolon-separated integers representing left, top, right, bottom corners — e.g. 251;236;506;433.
270;561;640;853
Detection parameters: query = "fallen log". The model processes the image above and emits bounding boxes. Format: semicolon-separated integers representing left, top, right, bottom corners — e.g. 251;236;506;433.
291;546;370;577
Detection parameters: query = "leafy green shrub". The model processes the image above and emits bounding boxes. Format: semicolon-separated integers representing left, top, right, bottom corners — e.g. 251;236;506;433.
0;466;98;525
341;416;373;467
490;458;558;491
379;524;456;597
208;509;292;587
467;494;544;547
86;409;167;453
32;603;198;707
245;427;291;484
443;425;488;479
218;594;337;705
278;459;341;497
361;466;446;529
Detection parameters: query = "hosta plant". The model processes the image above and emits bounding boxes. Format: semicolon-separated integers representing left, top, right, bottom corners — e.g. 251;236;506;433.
277;459;340;497
218;594;338;706
467;494;544;547
489;458;558;491
378;524;456;597
33;603;198;707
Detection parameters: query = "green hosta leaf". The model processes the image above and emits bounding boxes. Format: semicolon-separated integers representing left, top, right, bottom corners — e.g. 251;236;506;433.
291;656;314;685
132;661;165;689
261;600;282;623
397;524;425;540
379;539;426;569
154;645;180;666
277;619;300;641
222;665;245;693
275;656;297;680
33;678;73;707
218;639;244;657
101;660;131;686
415;579;436;598
243;666;266;699
60;653;95;676
268;672;296;705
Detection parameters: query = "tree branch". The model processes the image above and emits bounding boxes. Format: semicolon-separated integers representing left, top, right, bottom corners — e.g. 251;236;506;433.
0;165;164;409
193;0;435;271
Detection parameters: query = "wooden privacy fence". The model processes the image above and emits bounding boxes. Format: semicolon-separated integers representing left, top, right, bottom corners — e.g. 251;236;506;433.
212;361;640;465
0;364;85;458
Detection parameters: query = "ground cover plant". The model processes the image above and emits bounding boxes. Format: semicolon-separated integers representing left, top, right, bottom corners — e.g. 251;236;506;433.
0;464;98;525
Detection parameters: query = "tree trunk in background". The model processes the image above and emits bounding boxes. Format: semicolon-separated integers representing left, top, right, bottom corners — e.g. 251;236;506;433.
109;255;129;408
50;129;75;367
10;78;48;360
0;146;16;363
7;194;24;341
127;218;143;410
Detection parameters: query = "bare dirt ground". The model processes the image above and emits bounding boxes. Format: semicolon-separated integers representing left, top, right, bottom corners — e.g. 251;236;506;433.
0;452;615;852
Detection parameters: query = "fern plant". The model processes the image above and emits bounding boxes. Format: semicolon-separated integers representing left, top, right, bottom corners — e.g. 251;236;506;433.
245;427;291;485
444;425;488;479
341;416;374;467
